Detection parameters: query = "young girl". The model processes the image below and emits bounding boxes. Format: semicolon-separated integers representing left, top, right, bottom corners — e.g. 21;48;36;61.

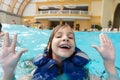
0;24;119;80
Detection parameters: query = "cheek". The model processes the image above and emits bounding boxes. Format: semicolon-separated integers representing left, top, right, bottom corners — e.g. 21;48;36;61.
71;41;75;52
71;40;75;47
51;39;58;49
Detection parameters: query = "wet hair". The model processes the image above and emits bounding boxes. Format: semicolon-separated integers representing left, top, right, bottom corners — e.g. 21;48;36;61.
46;24;76;58
0;23;2;32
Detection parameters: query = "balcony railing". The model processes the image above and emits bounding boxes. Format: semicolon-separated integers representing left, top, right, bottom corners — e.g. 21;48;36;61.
35;10;91;20
38;10;89;15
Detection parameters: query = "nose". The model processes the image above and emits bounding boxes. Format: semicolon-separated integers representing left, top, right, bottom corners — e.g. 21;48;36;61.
63;39;69;42
62;35;69;42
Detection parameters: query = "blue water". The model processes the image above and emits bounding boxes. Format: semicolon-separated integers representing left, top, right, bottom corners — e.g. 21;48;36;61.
0;24;120;79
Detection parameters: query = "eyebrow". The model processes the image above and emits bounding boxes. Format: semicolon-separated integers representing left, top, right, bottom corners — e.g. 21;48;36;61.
69;32;74;34
56;32;74;35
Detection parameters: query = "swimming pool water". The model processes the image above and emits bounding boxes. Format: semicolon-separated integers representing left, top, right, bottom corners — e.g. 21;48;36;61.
0;24;120;79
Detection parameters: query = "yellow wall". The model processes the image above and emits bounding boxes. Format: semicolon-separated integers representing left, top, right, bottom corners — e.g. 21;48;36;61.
37;19;50;29
74;19;90;31
91;16;101;25
0;0;2;4
22;16;34;27
22;16;100;31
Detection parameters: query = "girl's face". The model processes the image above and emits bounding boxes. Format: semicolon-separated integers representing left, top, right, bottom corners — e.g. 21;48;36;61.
51;26;75;62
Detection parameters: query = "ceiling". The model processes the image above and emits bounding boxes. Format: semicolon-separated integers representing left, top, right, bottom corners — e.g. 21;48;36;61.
0;0;31;16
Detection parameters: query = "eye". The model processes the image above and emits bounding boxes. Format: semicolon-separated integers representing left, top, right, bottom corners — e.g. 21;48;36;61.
56;36;61;38
68;34;74;39
55;34;62;38
68;36;74;39
55;32;62;38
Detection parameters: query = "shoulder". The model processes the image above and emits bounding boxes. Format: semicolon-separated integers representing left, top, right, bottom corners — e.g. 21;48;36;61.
75;47;89;60
33;54;52;67
75;51;89;60
68;49;90;67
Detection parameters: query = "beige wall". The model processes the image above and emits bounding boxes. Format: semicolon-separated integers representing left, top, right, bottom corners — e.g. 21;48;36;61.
91;0;102;16
101;0;115;28
6;15;22;24
0;10;22;24
90;0;102;27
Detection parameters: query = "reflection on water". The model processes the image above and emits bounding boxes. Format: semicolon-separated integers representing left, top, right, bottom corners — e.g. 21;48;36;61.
0;24;120;79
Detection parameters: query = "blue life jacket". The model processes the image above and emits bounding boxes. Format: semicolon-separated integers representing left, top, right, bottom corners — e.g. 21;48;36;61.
32;48;89;80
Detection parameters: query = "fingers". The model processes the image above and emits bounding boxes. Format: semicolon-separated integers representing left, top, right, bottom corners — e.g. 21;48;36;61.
11;34;17;50
99;33;105;46
92;33;111;52
92;45;100;52
100;33;112;47
3;33;10;47
2;33;17;49
16;49;28;58
100;33;107;45
100;33;115;53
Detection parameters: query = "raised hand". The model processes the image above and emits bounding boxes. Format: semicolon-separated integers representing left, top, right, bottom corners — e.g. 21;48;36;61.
0;33;27;79
92;33;118;79
92;33;115;62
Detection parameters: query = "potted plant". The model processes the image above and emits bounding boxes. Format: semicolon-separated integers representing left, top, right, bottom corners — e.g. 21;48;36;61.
107;20;112;31
95;24;102;31
108;20;112;28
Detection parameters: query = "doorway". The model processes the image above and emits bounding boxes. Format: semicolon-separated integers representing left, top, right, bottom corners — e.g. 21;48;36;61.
63;21;74;28
50;21;59;29
111;3;120;31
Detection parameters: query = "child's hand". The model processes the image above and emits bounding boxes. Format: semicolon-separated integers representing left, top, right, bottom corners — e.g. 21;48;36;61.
92;33;118;79
0;33;27;75
92;33;115;63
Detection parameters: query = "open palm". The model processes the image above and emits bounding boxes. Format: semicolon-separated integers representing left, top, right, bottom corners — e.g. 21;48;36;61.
92;33;115;63
0;33;27;74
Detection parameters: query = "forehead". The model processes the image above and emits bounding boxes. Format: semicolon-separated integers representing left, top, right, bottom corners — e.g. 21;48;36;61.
56;26;73;33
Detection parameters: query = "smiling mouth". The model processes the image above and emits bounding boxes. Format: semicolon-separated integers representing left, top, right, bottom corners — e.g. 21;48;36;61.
59;44;71;49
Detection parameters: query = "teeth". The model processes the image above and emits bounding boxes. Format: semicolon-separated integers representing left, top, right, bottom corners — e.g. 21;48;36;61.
60;44;70;48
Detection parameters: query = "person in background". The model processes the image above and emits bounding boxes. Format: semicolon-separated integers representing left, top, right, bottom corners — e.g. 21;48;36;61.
11;20;16;24
0;24;119;80
0;22;4;35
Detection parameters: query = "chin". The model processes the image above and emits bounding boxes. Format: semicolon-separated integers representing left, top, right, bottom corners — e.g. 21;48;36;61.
61;54;72;58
